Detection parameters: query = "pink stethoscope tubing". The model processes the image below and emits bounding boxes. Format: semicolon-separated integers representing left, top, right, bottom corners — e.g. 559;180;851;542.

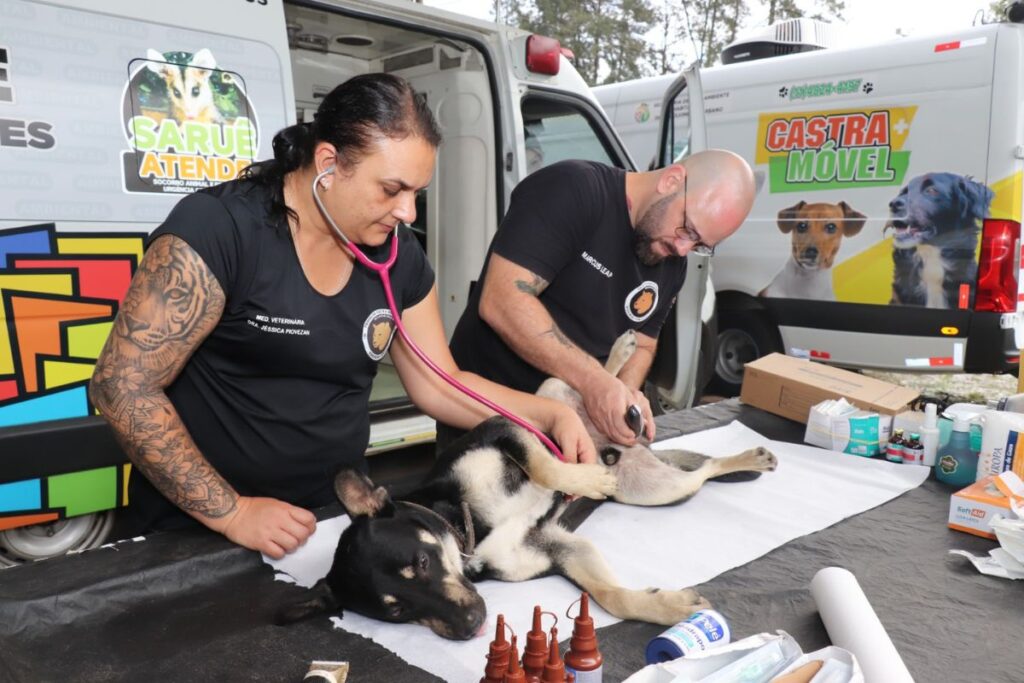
312;167;566;461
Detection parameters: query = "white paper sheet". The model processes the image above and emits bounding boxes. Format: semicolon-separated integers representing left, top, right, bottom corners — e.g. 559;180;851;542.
266;421;928;682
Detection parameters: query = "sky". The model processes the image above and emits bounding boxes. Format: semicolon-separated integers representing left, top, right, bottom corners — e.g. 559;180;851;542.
424;0;998;64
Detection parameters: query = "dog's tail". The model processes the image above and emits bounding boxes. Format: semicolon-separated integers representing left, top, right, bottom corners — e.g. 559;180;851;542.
274;579;339;625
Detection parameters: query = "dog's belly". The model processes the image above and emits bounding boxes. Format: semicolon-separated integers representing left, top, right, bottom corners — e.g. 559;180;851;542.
454;448;562;581
764;262;834;301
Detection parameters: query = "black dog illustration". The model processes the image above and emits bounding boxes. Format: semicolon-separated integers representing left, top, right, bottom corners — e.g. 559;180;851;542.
886;172;993;308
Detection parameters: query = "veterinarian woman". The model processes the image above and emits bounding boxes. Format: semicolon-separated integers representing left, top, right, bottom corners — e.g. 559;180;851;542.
89;74;596;559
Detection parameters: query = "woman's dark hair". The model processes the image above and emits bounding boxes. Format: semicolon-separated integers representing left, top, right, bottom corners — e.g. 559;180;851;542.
241;73;442;223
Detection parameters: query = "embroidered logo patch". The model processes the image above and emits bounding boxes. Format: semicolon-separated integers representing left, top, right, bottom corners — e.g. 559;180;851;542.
625;281;659;322
362;308;396;360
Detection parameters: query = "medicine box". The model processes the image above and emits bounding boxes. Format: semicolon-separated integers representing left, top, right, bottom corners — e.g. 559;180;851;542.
948;475;1016;539
805;400;892;457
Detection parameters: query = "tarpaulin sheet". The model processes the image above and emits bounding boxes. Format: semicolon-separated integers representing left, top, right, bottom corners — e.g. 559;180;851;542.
0;400;1019;682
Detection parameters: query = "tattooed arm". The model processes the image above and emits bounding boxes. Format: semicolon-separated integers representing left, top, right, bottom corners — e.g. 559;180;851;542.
89;235;315;558
477;253;647;445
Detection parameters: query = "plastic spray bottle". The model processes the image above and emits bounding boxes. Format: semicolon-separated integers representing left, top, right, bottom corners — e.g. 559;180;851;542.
935;408;979;487
919;403;940;467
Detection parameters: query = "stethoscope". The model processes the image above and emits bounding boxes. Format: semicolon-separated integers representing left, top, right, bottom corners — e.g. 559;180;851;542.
311;166;566;461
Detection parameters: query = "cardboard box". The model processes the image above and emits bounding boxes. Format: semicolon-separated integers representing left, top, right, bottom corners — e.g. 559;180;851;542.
740;353;919;424
948;474;1022;539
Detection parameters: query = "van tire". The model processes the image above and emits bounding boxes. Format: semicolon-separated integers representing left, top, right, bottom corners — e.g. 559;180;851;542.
707;310;780;397
0;510;115;567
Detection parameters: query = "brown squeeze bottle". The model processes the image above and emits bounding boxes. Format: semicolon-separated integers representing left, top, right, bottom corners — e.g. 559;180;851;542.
503;635;527;683
563;593;603;682
522;606;549;680
541;626;566;683
481;614;512;683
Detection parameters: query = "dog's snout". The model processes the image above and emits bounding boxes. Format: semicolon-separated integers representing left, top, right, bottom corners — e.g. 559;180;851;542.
802;246;818;259
888;197;904;213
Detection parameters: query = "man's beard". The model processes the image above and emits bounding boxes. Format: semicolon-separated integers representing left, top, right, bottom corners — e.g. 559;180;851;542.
633;193;676;266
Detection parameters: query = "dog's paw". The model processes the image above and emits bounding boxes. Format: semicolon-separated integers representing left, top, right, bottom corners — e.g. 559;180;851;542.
647;587;712;625
738;446;778;472
562;463;617;500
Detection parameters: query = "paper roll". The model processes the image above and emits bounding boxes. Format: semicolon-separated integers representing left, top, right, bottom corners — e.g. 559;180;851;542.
810;567;913;683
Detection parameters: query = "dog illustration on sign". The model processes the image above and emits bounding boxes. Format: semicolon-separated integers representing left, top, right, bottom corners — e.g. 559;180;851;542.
886;172;993;309
761;200;867;301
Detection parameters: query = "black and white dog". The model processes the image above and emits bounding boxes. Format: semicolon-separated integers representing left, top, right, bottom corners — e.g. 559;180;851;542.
278;332;777;639
887;172;993;309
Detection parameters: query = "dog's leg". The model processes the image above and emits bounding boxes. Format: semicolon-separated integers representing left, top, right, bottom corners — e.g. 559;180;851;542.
604;330;637;376
541;525;710;625
515;431;618;500
612;446;777;506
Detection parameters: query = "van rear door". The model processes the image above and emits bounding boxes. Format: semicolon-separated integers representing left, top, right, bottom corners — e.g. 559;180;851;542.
645;63;710;409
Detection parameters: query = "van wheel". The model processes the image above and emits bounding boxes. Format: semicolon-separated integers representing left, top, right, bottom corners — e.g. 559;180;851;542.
645;318;717;415
0;511;115;567
707;311;780;397
644;381;674;416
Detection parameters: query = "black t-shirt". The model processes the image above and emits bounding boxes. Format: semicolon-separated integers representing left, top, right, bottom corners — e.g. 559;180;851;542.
449;160;687;394
130;178;434;529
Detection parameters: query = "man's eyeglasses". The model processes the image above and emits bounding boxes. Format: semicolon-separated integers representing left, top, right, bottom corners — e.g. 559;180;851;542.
675;177;715;256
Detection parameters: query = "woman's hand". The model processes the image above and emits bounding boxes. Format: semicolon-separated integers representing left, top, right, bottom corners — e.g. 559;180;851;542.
216;496;318;559
547;405;598;464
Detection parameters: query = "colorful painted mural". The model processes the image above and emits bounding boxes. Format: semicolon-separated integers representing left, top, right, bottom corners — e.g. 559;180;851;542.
0;223;143;527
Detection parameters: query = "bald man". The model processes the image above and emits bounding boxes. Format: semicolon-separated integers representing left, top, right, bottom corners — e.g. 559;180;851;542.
444;151;755;449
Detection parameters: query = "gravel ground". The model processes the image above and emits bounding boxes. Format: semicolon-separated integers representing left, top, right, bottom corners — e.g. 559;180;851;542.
862;369;1019;406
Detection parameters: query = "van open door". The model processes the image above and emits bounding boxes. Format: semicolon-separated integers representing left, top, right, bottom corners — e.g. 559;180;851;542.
645;62;714;410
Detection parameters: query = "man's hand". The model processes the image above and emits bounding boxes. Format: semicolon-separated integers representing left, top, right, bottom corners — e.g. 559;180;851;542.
548;406;598;464
216;496;318;559
579;372;653;445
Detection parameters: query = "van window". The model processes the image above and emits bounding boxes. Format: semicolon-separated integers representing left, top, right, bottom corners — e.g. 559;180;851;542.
521;96;619;174
658;93;690;167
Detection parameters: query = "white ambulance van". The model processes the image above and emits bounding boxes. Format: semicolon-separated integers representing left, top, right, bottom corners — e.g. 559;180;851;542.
0;0;710;562
599;20;1024;395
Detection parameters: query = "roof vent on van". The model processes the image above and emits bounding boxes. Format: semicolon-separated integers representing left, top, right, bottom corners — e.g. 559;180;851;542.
721;18;836;65
334;35;375;48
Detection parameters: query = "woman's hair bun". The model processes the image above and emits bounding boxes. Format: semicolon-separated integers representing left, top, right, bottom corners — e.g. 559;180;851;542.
270;121;314;171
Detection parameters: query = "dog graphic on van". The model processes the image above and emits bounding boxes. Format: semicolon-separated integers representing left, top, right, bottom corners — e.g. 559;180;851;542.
886;172;993;309
138;49;246;124
761;200;866;301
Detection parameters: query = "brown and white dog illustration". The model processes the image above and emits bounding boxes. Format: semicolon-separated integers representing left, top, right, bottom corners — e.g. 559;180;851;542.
762;201;866;301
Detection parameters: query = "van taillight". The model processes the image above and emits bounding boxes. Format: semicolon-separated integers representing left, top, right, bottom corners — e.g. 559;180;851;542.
526;35;561;75
975;218;1020;312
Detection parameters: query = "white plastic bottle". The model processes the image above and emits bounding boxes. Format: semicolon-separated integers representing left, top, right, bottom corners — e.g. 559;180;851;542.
919;403;940;467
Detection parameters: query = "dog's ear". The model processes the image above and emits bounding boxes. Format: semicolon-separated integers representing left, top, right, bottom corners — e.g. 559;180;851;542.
957;176;994;226
275;579;340;625
334;469;394;518
838;201;867;236
777;201;806;233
